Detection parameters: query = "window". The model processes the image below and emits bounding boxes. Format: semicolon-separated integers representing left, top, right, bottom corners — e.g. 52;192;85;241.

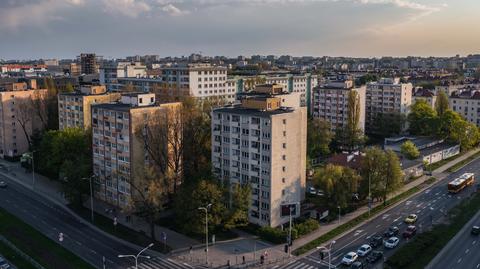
282;143;287;149
282;166;286;172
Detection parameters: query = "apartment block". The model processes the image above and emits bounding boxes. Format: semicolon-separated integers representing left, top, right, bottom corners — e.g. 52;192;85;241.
78;53;100;75
413;88;437;109
99;61;147;91
211;96;307;227
58;85;121;130
312;79;366;132
366;78;413;132
92;93;181;208
0;80;47;158
449;87;480;126
114;63;236;103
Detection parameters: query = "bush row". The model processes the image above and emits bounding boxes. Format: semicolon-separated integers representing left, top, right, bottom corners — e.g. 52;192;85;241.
257;219;320;244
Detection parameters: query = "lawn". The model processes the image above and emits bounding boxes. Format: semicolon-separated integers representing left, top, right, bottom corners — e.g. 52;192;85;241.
0;208;94;269
71;206;171;253
0;240;37;269
386;192;480;269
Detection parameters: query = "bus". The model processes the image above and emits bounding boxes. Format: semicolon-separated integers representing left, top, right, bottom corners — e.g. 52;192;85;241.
448;173;475;194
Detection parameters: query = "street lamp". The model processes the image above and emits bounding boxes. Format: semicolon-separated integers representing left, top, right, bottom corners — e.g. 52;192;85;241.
118;242;154;269
288;202;300;257
81;175;96;223
31;150;37;189
317;240;336;269
198;203;212;265
337;206;341;224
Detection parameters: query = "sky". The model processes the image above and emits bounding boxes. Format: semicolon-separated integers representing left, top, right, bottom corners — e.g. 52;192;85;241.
0;0;479;60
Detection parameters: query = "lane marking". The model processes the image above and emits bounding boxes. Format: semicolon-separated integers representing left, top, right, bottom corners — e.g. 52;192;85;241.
466;248;470;254
458;258;462;264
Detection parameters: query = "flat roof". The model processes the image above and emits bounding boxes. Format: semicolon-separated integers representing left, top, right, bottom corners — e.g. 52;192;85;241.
213;106;294;117
92;103;158;112
420;142;459;156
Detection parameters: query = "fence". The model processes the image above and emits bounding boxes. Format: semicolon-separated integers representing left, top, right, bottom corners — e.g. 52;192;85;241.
0;235;46;269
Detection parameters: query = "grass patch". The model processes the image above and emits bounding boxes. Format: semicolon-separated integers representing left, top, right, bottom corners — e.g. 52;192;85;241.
385;192;480;269
446;150;480;173
0;207;94;269
0;240;37;269
425;177;437;184
71;206;171;253
293;186;421;256
426;152;464;172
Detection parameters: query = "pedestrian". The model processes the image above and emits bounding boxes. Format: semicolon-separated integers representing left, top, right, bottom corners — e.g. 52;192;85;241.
242;255;245;264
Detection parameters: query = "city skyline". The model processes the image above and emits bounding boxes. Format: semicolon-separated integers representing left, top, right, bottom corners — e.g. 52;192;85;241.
1;0;479;60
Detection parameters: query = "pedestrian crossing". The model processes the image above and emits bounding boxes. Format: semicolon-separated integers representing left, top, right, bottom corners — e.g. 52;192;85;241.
128;257;194;269
274;256;336;269
275;261;318;269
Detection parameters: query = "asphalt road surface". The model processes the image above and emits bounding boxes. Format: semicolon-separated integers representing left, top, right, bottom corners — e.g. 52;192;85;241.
0;174;191;269
274;157;480;269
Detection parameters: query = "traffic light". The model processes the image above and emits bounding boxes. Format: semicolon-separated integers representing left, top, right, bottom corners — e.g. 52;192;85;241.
284;244;289;253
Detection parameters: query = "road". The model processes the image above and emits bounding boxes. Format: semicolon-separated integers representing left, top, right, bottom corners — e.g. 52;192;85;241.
274;157;480;269
427;209;480;269
0;174;192;269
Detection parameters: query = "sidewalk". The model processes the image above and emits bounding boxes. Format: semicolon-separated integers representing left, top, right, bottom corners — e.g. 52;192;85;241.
0;159;198;251
288;147;480;253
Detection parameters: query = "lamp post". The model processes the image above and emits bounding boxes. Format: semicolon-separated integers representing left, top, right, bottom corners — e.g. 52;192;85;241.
118;243;154;269
337;206;341;224
316;240;336;269
31;150;37;189
287;202;300;257
81;175;96;223
198;203;212;265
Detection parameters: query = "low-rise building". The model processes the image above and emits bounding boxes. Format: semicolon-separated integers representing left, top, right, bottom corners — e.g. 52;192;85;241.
58;85;121;130
449;86;480;126
211;95;307;227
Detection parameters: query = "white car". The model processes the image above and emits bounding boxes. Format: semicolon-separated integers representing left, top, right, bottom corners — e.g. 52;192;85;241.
384;237;400;249
341;251;358;265
357;244;372;257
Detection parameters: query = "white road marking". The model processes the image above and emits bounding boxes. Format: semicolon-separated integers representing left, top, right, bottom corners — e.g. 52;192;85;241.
458;258;462;263
366;232;376;239
476;264;479;268
376;224;381;228
473;240;476;245
466;249;470;254
354;230;363;236
382;214;390;220
416;203;423;208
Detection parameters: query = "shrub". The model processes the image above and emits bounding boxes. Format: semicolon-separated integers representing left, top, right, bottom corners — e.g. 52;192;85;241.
295;219;320;236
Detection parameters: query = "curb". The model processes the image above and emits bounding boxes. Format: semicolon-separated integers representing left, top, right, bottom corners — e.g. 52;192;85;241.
0;170;164;258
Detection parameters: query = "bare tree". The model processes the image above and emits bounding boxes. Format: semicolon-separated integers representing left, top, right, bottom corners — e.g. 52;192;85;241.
30;90;49;130
16;99;35;148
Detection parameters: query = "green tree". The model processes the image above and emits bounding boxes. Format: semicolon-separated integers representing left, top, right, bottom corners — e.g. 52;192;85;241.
408;100;438;135
337;90;364;150
64;82;75;93
307;118;333;159
383;150;404;205
370;113;406;137
356;74;378;86
223;183;251;230
439;109;480;150
400;141;420;160
312;164;361;210
435;91;449;116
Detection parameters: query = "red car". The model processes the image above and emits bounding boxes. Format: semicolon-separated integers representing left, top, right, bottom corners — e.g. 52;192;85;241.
402;225;417;238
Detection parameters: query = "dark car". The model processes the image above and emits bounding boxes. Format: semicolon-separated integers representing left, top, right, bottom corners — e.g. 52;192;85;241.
351;261;364;269
403;225;417;238
366;251;383;264
472;226;480;235
0;181;7;188
369;235;383;248
384;226;399;237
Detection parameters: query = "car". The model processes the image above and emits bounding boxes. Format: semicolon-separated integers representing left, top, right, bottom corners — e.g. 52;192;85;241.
366;251;384;264
369;235;383;248
384;226;400;237
308;187;316;195
341;251;358;265
404;214;418;224
403;225;417;238
0;181;7;188
351;261;364;269
471;226;480;235
384;237;400;249
357;244;372;257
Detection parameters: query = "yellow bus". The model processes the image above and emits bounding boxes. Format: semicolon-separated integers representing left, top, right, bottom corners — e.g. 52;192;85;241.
448;173;475;194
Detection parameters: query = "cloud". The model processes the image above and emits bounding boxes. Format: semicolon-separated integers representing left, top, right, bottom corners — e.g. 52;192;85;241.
102;0;152;17
161;3;190;16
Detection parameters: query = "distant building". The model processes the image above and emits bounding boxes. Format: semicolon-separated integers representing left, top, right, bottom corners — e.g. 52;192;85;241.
58;85;121;130
78;53;100;75
211;95;307;227
312;79;366;132
449;86;480;126
100;61;147;91
0;79;47;159
92;93;181;208
236;84;302;109
366;78;413;132
413;88;437;109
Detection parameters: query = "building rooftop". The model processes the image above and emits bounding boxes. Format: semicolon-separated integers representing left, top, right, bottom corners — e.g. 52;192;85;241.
214;105;294;117
326;152;364;170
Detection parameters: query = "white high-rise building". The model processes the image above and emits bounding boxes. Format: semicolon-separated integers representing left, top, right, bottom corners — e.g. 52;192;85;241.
211;95;307;227
100;61;147;91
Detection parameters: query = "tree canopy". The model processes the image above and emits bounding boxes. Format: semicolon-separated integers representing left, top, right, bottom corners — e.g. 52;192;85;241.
307;118;333;159
400;141;420;160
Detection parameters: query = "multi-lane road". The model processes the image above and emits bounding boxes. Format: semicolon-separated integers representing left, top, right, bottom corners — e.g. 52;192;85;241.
275;157;480;269
0;174;192;269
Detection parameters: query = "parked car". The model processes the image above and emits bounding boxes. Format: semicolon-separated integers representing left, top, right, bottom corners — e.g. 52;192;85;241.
351;261;364;269
384;226;400;237
369;235;383;248
471;226;480;235
366;251;384;264
341;252;358;266
404;214;418;224
403;225;417;238
384;237;400;249
0;181;7;188
357;244;372;257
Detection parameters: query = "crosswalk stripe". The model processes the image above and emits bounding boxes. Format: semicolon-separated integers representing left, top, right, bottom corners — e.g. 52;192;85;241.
129;257;193;269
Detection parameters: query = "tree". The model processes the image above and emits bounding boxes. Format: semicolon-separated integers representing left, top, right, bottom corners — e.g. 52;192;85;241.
408;100;438;136
383;150;404;205
65;82;75;93
16;99;35;148
370;113;406;138
223;183;251;230
357;74;378;86
400;141;420;160
337;90;364;151
312;164;361;210
307;118;333;159
435;91;449;116
439;109;480;150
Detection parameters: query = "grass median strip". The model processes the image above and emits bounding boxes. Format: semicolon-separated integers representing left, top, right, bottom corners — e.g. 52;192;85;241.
293;185;421;256
0;207;94;269
446;150;480;173
385;192;480;269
